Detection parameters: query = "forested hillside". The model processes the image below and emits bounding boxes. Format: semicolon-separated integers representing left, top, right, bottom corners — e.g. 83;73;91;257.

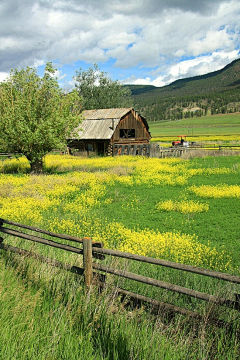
126;58;240;121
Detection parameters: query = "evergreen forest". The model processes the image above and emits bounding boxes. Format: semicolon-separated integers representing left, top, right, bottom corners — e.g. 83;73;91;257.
126;58;240;121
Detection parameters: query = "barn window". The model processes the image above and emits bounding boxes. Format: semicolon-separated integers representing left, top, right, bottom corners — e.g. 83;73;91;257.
87;143;93;151
120;129;135;139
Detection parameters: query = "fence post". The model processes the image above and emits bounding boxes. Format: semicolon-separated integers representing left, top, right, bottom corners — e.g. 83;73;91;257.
83;237;93;287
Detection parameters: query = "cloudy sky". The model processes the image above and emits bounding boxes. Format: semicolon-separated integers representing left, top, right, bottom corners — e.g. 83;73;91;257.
0;0;239;88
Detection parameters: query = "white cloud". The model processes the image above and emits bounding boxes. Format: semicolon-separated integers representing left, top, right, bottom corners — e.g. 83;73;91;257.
124;50;240;86
33;59;46;68
98;32;138;49
0;0;239;86
188;28;236;56
0;72;9;82
174;50;185;57
53;70;67;80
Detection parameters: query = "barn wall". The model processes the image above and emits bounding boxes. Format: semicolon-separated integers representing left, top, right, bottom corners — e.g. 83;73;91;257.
67;139;110;155
112;110;150;144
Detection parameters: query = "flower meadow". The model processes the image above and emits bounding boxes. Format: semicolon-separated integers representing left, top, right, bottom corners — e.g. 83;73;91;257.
0;154;239;273
156;199;209;213
151;134;240;143
189;184;240;198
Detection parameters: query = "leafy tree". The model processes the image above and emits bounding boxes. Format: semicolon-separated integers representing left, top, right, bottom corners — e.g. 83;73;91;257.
0;63;82;173
74;63;132;110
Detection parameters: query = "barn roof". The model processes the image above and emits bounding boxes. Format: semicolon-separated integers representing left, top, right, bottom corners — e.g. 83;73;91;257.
72;107;137;140
82;108;133;120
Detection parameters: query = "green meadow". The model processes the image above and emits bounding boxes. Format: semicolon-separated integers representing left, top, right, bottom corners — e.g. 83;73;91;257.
0;153;240;359
149;113;240;137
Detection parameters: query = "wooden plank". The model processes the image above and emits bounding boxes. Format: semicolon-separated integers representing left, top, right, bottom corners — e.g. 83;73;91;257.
0;242;84;275
117;145;122;155
91;246;240;284
83;237;93;287
0;226;103;259
0;242;106;284
116;287;232;328
147;144;151;157
115;287;201;319
0;226;84;254
0;218;104;248
0;218;103;248
92;263;240;311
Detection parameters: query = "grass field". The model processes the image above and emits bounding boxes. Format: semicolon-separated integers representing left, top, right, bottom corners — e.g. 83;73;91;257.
0;153;240;359
149;113;240;138
1;154;239;269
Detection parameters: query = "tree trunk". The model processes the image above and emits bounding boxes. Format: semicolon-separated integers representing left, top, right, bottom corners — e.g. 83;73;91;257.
30;159;43;173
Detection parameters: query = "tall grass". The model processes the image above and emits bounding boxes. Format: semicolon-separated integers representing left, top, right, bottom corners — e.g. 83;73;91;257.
1;253;239;360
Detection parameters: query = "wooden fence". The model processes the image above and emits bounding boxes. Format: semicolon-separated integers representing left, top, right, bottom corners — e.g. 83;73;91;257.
0;218;240;321
113;143;187;158
112;143;240;158
1;144;239;163
0;152;22;159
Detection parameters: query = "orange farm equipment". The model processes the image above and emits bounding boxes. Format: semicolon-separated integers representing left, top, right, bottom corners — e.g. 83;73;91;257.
172;135;189;147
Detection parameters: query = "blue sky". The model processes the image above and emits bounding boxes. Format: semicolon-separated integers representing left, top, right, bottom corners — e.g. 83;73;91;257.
0;0;239;88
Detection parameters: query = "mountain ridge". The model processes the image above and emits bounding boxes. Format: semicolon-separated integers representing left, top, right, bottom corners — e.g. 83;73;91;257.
125;58;240;121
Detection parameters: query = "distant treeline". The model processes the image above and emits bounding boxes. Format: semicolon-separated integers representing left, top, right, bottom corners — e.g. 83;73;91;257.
131;90;240;121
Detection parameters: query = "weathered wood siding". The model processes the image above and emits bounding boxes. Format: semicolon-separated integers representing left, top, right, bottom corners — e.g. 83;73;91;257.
68;139;110;155
112;110;150;144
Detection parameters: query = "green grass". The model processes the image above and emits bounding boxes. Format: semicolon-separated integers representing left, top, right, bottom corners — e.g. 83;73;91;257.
1;252;239;360
149;113;240;137
0;154;240;359
81;156;240;269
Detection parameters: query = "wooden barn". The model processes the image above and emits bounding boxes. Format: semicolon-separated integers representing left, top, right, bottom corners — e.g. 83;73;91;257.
68;108;151;156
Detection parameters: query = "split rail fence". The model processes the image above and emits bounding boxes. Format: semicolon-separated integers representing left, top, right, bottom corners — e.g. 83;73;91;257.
0;218;240;321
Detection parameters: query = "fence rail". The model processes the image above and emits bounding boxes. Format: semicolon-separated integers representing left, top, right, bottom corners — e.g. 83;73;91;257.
0;152;22;159
0;218;239;320
113;143;187;158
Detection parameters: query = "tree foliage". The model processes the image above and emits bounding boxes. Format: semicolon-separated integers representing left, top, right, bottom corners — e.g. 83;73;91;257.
0;63;82;172
75;63;132;110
